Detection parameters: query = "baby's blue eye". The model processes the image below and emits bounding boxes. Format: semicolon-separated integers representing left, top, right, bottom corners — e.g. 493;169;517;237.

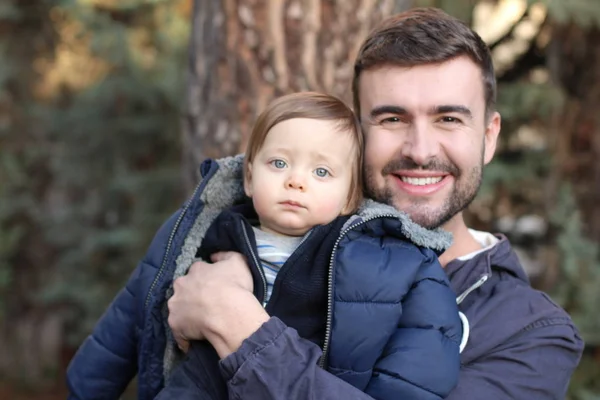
271;159;287;169
315;168;329;177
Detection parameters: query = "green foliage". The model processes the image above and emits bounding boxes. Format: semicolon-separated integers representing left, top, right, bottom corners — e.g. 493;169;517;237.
0;1;21;21
415;0;479;23
568;352;600;400
552;185;600;398
531;0;600;27
43;0;190;345
0;0;190;348
551;184;600;344
497;82;565;122
480;150;550;197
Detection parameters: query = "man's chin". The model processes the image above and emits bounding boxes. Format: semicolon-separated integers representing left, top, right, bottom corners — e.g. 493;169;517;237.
407;214;441;230
394;202;446;230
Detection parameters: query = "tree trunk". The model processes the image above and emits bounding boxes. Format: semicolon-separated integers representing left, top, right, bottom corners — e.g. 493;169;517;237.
182;0;414;192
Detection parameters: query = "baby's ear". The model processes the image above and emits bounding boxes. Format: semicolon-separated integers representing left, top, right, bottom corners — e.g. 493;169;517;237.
243;162;253;197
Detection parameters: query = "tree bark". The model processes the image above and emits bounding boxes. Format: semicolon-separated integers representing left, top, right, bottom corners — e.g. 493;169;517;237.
182;0;414;192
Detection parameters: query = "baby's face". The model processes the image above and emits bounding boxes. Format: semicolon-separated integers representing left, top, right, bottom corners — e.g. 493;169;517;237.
245;118;356;236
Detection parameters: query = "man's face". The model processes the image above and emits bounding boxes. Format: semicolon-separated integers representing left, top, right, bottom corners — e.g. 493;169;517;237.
359;56;501;229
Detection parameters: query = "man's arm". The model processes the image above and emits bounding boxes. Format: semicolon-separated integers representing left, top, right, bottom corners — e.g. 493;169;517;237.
157;318;375;400
219;317;374;400
446;320;583;400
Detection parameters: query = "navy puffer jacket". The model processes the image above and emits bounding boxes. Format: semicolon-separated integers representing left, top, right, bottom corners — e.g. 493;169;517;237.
66;155;462;400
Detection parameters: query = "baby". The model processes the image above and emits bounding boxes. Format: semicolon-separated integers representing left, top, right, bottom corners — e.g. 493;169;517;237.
158;92;464;399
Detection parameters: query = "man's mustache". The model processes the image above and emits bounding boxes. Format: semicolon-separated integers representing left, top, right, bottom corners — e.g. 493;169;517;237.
381;158;460;176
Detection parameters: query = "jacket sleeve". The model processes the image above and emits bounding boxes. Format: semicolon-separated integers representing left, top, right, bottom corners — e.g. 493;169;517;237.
364;248;462;400
66;267;141;400
154;341;228;400
445;320;583;400
67;210;182;400
219;317;375;400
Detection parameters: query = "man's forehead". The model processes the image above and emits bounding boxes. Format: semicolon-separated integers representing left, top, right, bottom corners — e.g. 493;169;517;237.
359;58;486;112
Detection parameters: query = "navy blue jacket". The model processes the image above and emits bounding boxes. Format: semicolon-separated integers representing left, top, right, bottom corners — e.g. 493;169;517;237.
156;200;462;399
162;235;583;400
66;155;462;400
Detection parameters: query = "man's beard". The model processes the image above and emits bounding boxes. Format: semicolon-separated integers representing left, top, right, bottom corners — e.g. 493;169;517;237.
363;155;483;229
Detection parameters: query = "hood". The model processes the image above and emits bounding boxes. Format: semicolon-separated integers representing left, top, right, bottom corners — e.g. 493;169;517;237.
171;154;246;282
444;234;582;369
445;235;529;301
346;200;452;253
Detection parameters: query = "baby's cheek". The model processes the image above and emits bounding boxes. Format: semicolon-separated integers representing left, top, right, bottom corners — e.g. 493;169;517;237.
252;192;273;218
316;197;346;222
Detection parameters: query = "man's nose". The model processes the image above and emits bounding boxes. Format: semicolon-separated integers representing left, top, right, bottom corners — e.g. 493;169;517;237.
401;121;439;166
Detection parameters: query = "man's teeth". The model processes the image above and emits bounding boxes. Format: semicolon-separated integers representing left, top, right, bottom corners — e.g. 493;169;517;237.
400;176;443;186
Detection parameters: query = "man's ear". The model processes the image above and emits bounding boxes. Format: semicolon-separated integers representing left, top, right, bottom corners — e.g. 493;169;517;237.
483;111;501;165
243;162;253;197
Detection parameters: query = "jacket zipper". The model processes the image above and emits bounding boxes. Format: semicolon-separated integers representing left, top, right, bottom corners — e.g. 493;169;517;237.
241;224;314;307
144;178;204;310
241;222;268;305
319;214;395;369
456;274;489;305
455;274;489;354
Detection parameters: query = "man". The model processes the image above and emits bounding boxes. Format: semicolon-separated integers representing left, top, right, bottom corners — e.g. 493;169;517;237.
166;7;583;399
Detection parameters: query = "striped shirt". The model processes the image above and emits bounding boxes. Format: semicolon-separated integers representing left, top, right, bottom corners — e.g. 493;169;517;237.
252;228;303;303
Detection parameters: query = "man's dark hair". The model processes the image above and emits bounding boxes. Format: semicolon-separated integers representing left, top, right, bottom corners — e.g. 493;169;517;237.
352;7;496;120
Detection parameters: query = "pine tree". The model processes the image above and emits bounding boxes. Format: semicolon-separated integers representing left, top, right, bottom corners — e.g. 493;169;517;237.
0;0;190;388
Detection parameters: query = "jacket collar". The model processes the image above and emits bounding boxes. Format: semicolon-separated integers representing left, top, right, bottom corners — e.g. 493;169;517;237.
445;234;529;303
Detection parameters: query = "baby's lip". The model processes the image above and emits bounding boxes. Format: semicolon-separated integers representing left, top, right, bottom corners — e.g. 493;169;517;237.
280;200;305;208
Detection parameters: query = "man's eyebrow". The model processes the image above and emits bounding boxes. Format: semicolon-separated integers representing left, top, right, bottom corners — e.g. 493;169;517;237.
432;105;473;120
369;105;409;119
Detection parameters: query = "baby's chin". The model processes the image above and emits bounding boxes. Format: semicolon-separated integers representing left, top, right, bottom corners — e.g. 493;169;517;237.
259;221;312;237
262;226;310;237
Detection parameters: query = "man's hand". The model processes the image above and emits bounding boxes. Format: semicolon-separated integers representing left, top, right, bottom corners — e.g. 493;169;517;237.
167;251;270;358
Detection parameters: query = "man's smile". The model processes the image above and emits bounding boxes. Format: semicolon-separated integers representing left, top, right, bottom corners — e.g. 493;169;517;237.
391;172;452;195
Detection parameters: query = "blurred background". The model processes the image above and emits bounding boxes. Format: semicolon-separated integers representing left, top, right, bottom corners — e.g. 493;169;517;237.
0;0;599;398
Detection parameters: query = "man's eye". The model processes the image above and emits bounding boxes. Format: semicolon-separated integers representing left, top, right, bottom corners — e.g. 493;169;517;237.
381;117;401;124
314;168;329;177
270;159;287;168
441;116;460;123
